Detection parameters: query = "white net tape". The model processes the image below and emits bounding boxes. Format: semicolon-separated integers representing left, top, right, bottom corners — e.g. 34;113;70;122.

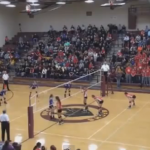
30;69;102;112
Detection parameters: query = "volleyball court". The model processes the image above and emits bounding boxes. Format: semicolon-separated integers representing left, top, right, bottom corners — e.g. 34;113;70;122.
30;69;102;111
28;69;113;138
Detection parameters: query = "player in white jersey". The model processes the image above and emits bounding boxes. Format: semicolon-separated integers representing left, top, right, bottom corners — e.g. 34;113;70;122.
92;95;104;116
82;87;88;111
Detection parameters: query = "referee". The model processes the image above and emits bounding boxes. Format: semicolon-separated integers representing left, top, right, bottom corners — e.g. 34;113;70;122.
0;110;10;142
101;61;110;82
2;71;10;91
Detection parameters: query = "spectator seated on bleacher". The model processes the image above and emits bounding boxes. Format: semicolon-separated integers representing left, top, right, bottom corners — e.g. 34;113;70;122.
16;25;112;80
111;26;150;87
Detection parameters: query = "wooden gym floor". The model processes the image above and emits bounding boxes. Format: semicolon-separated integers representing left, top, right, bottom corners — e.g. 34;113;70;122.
0;84;150;150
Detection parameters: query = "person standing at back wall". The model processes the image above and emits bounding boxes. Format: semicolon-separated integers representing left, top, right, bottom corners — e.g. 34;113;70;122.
2;71;10;91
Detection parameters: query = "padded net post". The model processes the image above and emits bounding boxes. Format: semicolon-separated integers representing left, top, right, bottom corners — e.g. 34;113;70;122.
101;75;105;97
28;106;34;138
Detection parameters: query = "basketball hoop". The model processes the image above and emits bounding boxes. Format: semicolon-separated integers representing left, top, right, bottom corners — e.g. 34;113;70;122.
109;0;114;10
109;0;113;6
26;4;31;13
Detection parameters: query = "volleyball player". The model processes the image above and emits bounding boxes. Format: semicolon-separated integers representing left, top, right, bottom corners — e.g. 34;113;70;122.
30;81;38;98
82;87;88;111
0;89;7;106
92;95;104;116
49;94;54;119
124;92;136;108
64;83;71;98
55;96;63;125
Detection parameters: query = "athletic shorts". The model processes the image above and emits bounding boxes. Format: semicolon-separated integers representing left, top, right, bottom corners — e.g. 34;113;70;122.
49;105;53;109
84;97;87;99
57;109;62;113
32;87;36;89
99;100;103;104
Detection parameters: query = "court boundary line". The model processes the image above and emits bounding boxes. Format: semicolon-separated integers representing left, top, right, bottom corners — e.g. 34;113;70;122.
87;108;127;139
40;132;150;149
18;82;101;143
96;101;149;147
13;128;150;149
10;81;101;123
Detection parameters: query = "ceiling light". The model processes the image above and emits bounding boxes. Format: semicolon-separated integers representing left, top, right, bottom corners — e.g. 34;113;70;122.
85;0;94;3
56;2;66;4
101;3;125;6
117;2;125;5
49;6;61;11
30;3;40;6
30;8;41;11
6;4;16;7
0;1;10;5
26;0;38;3
101;3;109;6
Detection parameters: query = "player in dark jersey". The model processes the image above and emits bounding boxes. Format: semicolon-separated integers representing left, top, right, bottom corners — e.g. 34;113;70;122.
92;95;104;116
0;89;7;106
49;94;54;119
124;92;136;108
64;83;71;98
30;81;38;98
56;96;63;125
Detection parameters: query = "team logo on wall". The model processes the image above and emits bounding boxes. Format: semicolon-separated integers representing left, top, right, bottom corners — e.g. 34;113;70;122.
40;104;109;123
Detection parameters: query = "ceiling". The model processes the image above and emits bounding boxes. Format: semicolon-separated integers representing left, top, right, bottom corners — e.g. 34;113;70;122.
1;0;150;13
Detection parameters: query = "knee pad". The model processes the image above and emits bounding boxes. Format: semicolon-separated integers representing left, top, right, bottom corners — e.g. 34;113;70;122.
69;90;70;93
129;101;131;103
65;90;67;93
36;91;38;93
84;102;87;105
58;116;62;119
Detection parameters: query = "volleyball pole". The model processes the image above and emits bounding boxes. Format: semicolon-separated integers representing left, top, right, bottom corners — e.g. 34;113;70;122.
101;74;105;97
28;94;34;138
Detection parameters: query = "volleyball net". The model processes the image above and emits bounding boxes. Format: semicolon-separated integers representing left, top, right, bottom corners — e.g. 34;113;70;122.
28;68;107;138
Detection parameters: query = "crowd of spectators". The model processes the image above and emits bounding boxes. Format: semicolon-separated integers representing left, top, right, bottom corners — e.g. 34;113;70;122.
0;33;40;75
0;140;21;150
15;25;112;79
111;26;150;88
33;142;81;150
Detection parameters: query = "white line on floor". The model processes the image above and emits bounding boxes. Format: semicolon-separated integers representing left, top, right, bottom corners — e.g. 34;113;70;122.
13;128;150;149
95;102;149;148
87;108;127;139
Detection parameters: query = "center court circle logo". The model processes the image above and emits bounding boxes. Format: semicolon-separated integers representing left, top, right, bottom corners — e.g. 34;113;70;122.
40;104;109;123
